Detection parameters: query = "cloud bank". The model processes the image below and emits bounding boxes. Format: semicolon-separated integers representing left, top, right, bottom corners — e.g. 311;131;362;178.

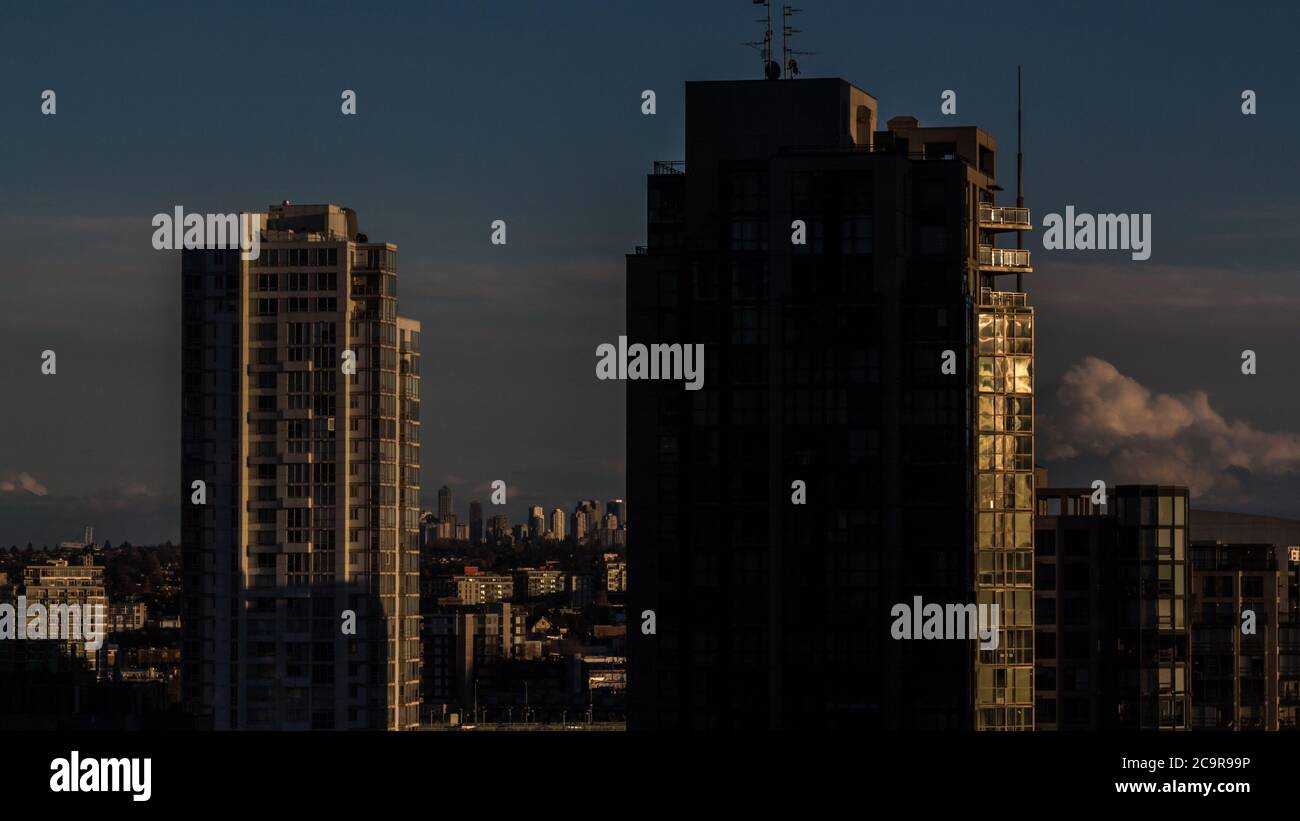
1042;357;1300;503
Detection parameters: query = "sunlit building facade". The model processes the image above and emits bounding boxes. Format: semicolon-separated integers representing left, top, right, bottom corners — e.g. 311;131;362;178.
181;203;421;730
974;290;1036;730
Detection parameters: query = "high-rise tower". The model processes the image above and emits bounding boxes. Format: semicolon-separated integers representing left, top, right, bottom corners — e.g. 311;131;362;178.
627;78;1035;730
437;485;453;522
181;203;422;730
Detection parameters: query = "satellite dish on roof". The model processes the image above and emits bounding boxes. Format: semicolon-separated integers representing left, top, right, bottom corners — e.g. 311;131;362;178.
765;60;781;80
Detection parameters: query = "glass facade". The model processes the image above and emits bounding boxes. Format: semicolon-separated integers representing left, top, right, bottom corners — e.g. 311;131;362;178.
1115;487;1190;729
974;293;1035;730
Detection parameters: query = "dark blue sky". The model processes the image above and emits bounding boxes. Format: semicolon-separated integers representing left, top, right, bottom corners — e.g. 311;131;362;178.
2;1;1299;543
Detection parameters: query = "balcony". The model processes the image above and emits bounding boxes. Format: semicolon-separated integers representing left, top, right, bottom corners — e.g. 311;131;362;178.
977;245;1032;273
978;206;1033;232
978;289;1028;308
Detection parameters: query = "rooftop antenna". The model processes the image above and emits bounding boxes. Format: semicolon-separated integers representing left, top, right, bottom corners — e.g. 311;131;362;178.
1016;65;1024;292
781;4;815;79
743;0;780;80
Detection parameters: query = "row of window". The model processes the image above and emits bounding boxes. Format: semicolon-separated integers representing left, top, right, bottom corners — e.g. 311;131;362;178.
254;247;340;268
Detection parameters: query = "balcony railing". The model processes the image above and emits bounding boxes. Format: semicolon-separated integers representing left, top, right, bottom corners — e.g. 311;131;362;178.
979;289;1028;308
977;245;1032;272
652;161;685;175
978;206;1033;231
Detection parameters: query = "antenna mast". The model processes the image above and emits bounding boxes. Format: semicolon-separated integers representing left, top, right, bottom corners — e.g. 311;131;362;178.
1016;65;1024;292
782;4;814;78
743;1;780;80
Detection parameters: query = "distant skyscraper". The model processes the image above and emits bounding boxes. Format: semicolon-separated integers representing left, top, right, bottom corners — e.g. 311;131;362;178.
573;506;589;544
606;499;625;528
628;78;1035;730
469;501;484;544
489;513;510;539
529;505;545;540
437;514;459;541
181;203;422;730
438;485;453;521
550;507;567;542
419;511;436;548
83;526;94;547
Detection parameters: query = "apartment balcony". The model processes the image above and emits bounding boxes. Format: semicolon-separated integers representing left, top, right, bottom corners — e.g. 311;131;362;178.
978;289;1028;308
977;245;1032;273
978;205;1033;232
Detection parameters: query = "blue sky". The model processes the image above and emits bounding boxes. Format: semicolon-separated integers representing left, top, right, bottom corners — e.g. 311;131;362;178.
1;1;1298;543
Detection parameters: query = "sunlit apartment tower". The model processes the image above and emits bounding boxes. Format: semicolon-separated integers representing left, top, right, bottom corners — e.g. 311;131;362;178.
628;78;1035;730
181;203;421;730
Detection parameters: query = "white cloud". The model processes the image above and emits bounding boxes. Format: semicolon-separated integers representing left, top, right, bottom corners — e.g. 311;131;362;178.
1043;357;1300;499
0;472;49;496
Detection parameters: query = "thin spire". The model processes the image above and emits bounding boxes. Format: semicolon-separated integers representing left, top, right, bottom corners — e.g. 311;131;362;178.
1016;65;1024;292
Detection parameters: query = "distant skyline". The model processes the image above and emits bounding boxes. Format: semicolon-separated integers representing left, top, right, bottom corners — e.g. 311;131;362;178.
3;1;1299;543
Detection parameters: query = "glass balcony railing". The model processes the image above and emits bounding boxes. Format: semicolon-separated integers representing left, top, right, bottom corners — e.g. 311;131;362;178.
978;289;1028;307
978;245;1032;272
978;206;1033;231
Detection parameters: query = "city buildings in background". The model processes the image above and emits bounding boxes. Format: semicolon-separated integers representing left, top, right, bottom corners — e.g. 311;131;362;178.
1187;509;1300;731
1035;483;1300;732
1034;484;1191;730
18;556;107;674
0;541;184;729
417;494;628;550
414;492;629;726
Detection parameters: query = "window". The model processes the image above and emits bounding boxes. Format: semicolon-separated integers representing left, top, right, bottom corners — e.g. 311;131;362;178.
728;171;764;213
1036;630;1056;659
729;219;767;251
920;225;946;255
840;215;873;254
1243;575;1264;599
